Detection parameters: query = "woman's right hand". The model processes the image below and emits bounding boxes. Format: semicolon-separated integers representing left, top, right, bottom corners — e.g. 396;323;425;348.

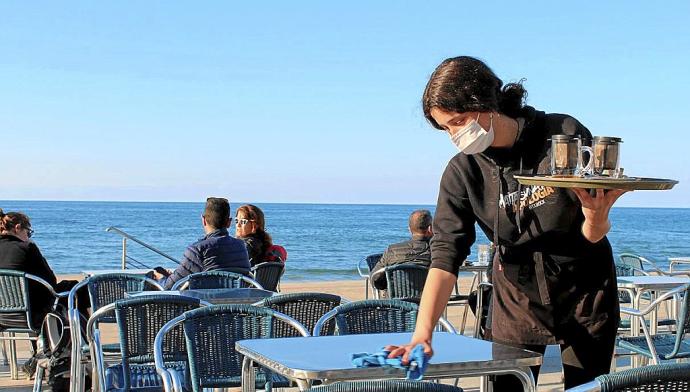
384;331;433;365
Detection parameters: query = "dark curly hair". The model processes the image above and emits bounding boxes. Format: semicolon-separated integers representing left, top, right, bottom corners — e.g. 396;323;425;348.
422;56;527;130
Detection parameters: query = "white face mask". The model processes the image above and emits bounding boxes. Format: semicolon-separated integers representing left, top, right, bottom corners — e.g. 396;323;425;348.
449;112;495;154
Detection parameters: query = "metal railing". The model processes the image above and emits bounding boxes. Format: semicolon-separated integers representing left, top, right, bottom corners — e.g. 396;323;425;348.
105;227;181;269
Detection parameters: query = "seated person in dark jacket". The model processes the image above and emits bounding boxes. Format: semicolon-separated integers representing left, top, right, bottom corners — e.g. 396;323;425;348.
155;197;251;290
0;209;58;328
0;209;86;376
370;209;433;290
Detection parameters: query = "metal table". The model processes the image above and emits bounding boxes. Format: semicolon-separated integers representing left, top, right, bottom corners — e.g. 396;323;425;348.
127;288;274;304
236;332;541;392
82;268;153;276
617;275;690;366
458;262;490;338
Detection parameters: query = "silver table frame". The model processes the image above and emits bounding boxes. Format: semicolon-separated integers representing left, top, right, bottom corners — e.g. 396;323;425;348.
616;275;690;366
236;332;541;392
458;262;491;338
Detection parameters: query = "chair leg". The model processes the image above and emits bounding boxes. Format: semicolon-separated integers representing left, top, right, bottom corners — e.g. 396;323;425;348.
8;334;19;380
33;365;45;392
1;336;8;366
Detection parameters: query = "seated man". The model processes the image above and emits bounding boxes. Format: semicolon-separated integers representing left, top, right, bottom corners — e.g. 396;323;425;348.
155;197;251;289
370;209;433;290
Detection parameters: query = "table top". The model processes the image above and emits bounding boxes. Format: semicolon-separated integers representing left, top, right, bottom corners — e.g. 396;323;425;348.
82;269;152;276
128;288;274;304
235;332;542;381
617;275;690;290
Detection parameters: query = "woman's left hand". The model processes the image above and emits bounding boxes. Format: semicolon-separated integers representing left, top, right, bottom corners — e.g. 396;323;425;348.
571;188;628;242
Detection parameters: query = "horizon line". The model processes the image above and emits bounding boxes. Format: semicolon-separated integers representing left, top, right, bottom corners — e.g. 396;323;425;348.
1;199;688;209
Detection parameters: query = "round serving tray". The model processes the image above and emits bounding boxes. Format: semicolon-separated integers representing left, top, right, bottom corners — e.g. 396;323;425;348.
514;175;678;191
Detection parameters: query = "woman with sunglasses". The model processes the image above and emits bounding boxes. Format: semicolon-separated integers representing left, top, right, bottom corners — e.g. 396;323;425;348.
235;204;287;266
0;209;85;377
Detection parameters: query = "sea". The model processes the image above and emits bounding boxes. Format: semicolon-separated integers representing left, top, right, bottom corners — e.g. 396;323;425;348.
1;201;688;281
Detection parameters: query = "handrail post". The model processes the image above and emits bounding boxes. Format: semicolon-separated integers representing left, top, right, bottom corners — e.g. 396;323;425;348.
121;238;127;270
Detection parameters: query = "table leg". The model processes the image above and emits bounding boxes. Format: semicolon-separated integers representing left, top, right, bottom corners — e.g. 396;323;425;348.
631;289;642;368
241;357;256;392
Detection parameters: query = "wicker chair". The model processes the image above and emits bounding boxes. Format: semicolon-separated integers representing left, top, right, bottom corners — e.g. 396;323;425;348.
0;270;63;380
619;253;666;276
616;283;690;365
68;273;163;392
313;299;455;336
566;362;690;391
250;262;285;292
356;253;383;299
154;304;309;392
170;270;262;291
87;294;206;392
256;292;343;337
305;380;464;392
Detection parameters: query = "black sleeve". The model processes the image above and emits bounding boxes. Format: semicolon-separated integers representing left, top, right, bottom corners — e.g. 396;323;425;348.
25;243;58;287
430;160;477;276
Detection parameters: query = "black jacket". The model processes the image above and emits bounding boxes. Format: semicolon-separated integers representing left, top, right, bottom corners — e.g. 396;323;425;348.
160;228;251;290
430;106;619;345
0;234;58;328
370;235;432;289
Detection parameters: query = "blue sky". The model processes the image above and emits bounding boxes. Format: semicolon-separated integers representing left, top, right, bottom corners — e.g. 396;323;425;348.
2;1;689;207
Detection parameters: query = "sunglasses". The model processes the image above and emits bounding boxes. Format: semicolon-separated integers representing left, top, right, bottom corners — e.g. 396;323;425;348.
25;227;34;238
235;218;254;227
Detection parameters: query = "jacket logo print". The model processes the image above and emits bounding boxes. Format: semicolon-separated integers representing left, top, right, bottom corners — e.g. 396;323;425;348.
498;185;556;212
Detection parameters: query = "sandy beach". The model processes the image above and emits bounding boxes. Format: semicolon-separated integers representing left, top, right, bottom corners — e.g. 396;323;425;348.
0;274;619;392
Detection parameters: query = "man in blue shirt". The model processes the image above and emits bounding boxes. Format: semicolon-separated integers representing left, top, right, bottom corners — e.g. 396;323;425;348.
154;197;251;289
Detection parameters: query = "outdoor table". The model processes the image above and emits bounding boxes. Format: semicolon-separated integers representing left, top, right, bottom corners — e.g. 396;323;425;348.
82;268;152;276
235;331;541;392
617;275;690;367
127;288;274;304
458;262;490;338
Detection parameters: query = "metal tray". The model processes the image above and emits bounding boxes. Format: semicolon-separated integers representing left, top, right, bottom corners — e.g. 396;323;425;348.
514;175;678;190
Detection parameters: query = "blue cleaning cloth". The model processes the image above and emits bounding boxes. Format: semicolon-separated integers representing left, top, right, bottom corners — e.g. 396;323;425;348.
351;344;429;381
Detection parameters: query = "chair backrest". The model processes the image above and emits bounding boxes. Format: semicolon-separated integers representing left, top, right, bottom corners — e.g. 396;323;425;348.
258;292;342;337
0;269;57;332
365;254;383;272
86;294;204;391
305;380;464;392
179;304;308;392
87;273;163;321
385;264;429;299
618;253;645;270
250;262;285;292
314;299;418;336
171;270;263;291
572;362;690;392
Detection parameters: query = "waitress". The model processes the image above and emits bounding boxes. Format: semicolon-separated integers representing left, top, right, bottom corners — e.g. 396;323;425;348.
387;56;626;389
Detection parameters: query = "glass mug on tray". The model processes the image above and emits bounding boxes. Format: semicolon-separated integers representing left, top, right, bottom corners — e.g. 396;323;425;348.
550;135;623;177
